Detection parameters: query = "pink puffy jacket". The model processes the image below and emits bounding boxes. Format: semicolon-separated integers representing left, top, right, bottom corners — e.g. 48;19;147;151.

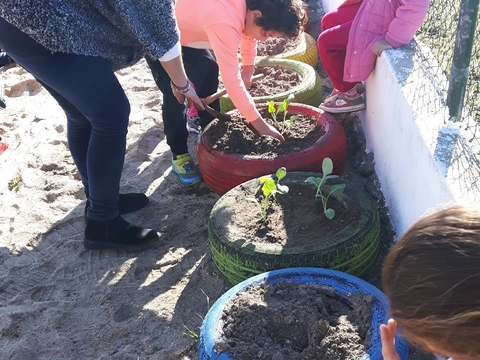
341;0;430;82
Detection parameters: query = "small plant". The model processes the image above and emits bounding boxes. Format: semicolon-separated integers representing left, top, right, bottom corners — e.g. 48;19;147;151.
183;324;199;342
267;94;298;135
8;174;23;192
305;158;346;220
248;167;289;222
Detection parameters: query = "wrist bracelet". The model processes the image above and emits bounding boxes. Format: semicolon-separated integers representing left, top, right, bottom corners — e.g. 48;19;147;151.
170;79;191;94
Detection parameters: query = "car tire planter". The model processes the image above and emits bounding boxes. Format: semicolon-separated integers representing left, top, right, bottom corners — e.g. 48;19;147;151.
197;103;347;195
207;172;380;285
219;58;322;114
198;267;409;360
239;32;318;68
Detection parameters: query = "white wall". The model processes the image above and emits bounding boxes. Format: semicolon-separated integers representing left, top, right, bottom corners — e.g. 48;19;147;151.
322;0;480;238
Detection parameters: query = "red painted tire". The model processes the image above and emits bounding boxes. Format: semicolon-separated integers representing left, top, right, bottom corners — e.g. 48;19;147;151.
197;103;347;195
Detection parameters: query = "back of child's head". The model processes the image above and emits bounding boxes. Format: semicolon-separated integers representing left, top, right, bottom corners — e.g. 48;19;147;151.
382;204;480;359
246;0;306;38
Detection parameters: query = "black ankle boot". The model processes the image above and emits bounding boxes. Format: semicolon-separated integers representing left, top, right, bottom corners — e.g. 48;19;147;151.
84;193;149;216
84;215;159;250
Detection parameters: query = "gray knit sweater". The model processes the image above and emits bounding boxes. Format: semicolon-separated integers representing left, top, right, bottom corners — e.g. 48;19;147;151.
0;0;179;70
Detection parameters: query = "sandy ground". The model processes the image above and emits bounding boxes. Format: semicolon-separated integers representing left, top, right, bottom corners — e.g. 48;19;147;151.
0;58;232;359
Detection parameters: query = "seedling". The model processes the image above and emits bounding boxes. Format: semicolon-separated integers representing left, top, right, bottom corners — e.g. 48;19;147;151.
248;167;289;222
267;94;298;135
305;158;346;220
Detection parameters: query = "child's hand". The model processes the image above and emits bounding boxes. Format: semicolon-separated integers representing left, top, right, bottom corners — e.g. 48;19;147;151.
249;118;285;142
380;318;400;360
371;39;393;57
241;65;255;89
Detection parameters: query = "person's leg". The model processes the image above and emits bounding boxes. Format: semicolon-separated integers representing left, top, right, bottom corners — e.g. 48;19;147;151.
182;47;220;130
321;4;360;32
317;4;361;93
145;56;189;156
146;54;202;185
0;17;157;248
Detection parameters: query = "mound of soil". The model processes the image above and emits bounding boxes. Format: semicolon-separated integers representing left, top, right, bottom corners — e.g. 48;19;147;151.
221;181;359;247
203;107;324;156
256;37;300;56
215;281;374;360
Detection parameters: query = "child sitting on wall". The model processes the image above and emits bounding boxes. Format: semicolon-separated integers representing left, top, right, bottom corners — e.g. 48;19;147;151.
317;0;430;113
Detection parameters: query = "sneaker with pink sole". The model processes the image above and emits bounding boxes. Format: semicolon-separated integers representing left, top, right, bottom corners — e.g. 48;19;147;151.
319;92;366;114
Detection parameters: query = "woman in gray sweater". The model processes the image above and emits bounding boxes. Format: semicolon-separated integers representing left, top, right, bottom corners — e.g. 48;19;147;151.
0;1;202;250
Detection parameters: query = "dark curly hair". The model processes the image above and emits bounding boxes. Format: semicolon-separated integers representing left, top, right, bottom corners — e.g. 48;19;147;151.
246;0;306;39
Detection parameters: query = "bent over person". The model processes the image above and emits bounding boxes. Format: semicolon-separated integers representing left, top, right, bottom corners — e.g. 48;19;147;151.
146;0;306;185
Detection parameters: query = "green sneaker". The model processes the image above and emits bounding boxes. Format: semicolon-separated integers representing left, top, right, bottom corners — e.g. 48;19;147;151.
172;153;202;185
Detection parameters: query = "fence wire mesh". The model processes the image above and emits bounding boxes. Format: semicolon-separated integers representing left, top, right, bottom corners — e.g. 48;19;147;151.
414;0;480;194
415;0;480;140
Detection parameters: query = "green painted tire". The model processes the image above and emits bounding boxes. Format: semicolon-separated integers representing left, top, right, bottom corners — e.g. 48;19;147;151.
208;172;380;285
219;58;322;113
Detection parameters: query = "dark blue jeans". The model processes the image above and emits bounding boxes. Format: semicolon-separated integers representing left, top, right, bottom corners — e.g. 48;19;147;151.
0;17;129;221
146;46;219;155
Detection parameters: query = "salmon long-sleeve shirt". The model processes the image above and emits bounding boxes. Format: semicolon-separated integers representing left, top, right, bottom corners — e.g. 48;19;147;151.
175;0;261;122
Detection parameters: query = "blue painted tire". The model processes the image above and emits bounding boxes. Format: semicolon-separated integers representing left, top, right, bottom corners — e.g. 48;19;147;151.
198;267;409;360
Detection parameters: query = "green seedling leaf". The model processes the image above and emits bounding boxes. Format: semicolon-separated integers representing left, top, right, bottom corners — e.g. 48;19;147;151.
262;178;277;196
276;167;287;181
249;167;289;223
259;176;269;184
305;157;345;220
330;183;346;195
322;158;334;176
267;101;276;115
324;208;335;219
305;176;324;188
325;174;339;180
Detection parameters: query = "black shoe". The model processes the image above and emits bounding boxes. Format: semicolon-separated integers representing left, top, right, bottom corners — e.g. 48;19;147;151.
84;193;149;216
84;215;159;250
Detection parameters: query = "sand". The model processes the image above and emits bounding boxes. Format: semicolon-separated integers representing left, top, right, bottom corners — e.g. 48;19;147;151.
0;59;230;359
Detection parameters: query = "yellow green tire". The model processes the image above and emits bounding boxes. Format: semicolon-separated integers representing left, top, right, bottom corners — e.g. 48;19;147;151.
220;58;322;113
258;32;318;67
239;32;318;67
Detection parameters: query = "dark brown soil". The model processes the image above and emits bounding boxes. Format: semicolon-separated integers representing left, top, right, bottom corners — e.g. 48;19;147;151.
223;182;359;248
219;65;302;97
257;36;300;56
249;66;301;97
203;107;324;156
215;281;374;360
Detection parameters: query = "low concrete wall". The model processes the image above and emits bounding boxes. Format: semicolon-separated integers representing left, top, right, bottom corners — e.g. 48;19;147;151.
363;43;480;237
322;0;480;238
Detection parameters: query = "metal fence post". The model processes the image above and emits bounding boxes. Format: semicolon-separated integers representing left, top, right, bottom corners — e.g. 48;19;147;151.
446;0;479;120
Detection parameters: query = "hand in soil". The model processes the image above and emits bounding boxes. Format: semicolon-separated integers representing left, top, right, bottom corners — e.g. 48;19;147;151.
380;318;400;360
250;117;285;141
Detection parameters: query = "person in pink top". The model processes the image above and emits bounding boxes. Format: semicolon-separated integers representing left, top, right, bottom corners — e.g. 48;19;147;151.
146;0;305;185
317;0;430;113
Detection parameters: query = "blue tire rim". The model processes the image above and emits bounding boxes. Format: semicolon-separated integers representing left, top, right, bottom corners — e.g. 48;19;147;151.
198;267;409;360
